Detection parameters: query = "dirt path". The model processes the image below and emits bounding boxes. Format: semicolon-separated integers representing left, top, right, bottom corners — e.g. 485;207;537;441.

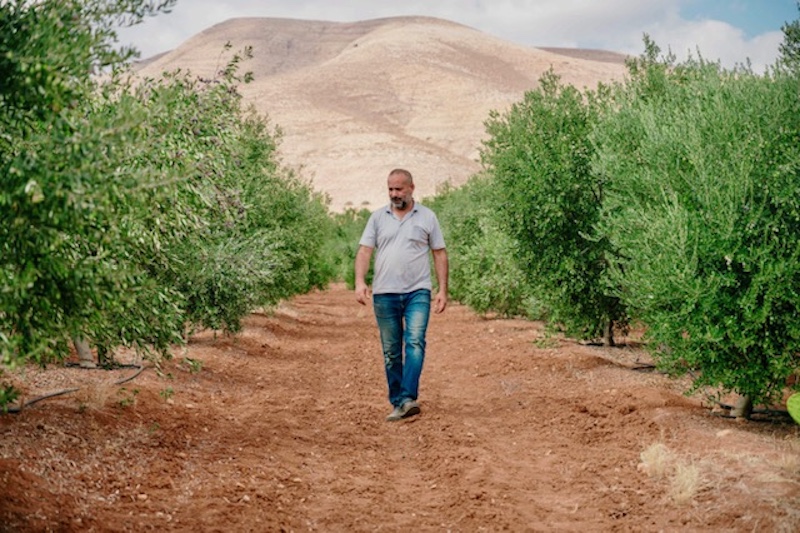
2;284;799;531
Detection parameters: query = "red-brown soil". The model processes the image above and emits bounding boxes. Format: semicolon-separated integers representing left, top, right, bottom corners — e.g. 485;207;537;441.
2;284;799;531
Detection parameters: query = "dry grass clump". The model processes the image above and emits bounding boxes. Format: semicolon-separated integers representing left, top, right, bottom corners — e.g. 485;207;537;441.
774;439;800;475
638;442;672;480
73;381;117;412
639;442;704;504
669;461;702;504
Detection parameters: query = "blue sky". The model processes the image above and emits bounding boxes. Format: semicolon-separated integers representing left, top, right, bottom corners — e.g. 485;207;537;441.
682;0;796;37
118;0;798;72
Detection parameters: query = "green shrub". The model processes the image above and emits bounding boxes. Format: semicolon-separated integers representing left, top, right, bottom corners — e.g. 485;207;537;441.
427;177;540;318
324;208;372;288
125;51;336;332
0;1;186;365
481;70;626;342
0;1;334;378
594;43;800;405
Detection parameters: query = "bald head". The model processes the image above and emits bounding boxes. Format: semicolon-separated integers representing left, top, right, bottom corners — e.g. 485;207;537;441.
388;168;413;185
387;168;415;212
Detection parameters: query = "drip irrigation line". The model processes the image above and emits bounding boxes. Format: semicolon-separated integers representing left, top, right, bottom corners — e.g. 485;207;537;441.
710;400;793;422
4;364;146;414
64;362;141;369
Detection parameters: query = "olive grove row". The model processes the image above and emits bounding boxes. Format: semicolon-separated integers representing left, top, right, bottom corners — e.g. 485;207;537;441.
429;17;800;410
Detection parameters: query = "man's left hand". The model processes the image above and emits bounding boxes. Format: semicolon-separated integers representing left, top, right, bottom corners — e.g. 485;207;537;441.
433;292;448;314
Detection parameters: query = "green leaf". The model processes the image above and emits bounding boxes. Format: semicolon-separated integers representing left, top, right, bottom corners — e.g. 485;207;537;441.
788;393;800;425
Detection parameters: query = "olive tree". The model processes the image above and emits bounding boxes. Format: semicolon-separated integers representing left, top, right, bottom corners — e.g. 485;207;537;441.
1;1;336;378
427;176;540;318
482;70;626;343
0;0;179;366
779;2;800;74
594;43;800;407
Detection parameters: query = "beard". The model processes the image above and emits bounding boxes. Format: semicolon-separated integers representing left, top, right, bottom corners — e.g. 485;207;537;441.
391;197;408;210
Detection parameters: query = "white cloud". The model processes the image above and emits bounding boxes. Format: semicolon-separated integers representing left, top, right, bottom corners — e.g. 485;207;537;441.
642;19;783;72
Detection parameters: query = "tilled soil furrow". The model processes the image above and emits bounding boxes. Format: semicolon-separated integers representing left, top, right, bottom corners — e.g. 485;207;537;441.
1;284;799;532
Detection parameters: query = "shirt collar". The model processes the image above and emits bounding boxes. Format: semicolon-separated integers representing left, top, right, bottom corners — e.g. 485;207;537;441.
384;201;417;215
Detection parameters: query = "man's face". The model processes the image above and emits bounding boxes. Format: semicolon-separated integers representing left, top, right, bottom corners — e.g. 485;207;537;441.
388;173;414;210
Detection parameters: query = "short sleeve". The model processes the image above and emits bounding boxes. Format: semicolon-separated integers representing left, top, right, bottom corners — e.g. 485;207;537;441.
429;213;446;250
359;212;378;248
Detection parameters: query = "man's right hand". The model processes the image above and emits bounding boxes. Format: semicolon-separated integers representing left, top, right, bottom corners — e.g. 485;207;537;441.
355;283;370;306
354;245;374;306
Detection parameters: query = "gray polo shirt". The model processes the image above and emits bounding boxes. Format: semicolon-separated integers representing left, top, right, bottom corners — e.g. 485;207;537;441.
359;202;446;295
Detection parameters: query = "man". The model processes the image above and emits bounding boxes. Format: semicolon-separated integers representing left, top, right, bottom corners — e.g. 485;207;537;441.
355;168;449;421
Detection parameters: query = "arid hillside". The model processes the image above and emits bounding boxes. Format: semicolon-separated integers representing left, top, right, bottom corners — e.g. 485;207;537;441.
133;16;629;211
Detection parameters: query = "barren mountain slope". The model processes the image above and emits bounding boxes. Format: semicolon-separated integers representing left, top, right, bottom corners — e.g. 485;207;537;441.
134;16;628;211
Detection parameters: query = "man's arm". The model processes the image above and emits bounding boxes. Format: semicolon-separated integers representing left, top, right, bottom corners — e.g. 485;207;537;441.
432;247;449;313
354;245;374;305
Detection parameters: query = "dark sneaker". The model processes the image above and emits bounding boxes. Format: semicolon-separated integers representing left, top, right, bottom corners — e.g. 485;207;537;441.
401;400;420;418
386;399;420;421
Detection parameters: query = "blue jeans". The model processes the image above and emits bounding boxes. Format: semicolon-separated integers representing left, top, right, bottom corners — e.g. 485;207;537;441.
373;289;431;407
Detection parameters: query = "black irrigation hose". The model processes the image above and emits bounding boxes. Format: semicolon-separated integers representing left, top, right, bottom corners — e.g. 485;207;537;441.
4;364;146;414
64;362;141;370
710;400;793;422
